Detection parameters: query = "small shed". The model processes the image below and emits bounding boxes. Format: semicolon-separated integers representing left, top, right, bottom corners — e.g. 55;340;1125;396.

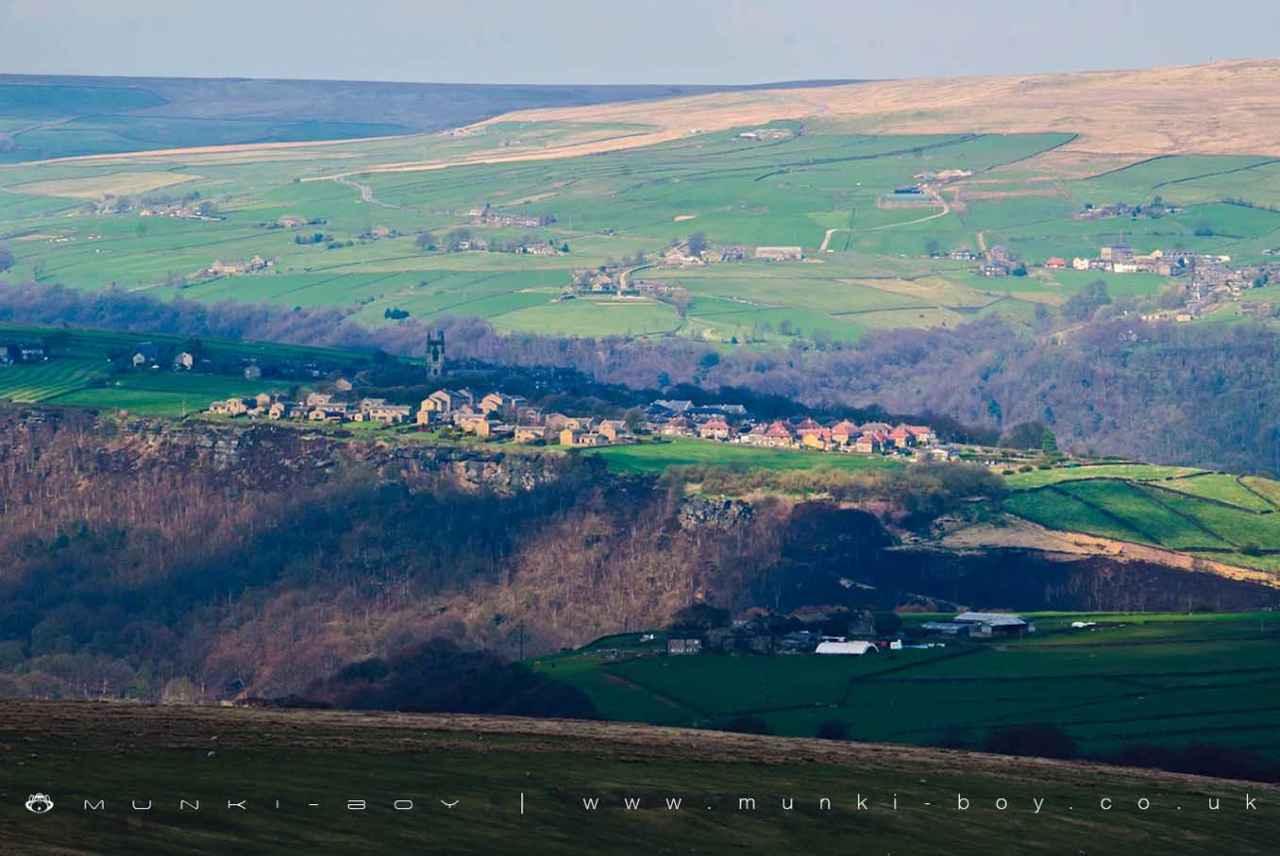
814;640;878;656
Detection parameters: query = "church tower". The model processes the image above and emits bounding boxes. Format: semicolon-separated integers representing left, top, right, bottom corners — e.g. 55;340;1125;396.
426;330;446;378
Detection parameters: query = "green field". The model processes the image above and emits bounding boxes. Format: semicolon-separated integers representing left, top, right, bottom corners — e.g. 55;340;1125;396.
4;80;1280;345
0;323;378;415
1002;467;1280;573
1004;463;1205;489
584;437;903;475
536;613;1280;763
5;701;1275;856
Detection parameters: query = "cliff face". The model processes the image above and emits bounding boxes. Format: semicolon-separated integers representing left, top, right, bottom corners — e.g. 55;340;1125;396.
43;410;576;494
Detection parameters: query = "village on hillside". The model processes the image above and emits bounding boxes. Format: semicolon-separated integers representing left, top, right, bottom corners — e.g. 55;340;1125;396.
207;385;955;461
968;240;1280;320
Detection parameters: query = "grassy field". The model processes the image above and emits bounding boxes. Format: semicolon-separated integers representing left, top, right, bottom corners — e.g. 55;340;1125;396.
584;437;904;475
1004;463;1205;489
0;700;1275;855
1001;466;1280;574
5;66;1280;345
535;613;1280;764
0;323;379;415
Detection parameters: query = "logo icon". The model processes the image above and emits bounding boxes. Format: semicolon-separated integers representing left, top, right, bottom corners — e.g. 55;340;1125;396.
25;793;54;814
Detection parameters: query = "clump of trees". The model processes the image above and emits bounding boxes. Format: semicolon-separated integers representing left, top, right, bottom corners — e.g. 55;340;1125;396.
1061;280;1111;322
302;638;596;718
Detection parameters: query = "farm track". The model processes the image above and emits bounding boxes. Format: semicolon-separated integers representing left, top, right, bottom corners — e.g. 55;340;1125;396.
334;173;400;209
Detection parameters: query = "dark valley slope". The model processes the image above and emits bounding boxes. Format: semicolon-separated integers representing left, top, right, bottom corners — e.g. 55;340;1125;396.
0;405;1270;707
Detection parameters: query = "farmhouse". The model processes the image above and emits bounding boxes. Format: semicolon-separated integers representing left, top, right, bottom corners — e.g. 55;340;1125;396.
355;401;412;424
698;417;733;441
597;419;630;443
514;424;552;443
661;416;696;437
761;420;796;448
754;246;803;262
830;420;859;446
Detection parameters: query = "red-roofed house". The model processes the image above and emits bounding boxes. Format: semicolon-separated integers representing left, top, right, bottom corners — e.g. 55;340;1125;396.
905;424;936;445
853;431;886;454
698;417;734;441
763;420;795;448
800;426;832;450
1045;257;1067;269
831;420;859;446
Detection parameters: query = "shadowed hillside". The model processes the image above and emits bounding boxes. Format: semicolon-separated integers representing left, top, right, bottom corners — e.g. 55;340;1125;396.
0;701;1276;855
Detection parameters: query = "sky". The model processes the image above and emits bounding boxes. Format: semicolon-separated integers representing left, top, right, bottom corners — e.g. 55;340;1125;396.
1;0;1277;85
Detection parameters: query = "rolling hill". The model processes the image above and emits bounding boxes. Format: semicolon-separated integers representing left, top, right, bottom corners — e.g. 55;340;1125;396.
1;701;1275;855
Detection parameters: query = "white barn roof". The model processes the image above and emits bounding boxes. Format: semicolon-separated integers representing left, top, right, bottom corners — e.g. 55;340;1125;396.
954;612;1027;627
815;640;878;655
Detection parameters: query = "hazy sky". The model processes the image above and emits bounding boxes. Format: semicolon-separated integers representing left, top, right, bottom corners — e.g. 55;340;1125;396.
2;0;1276;85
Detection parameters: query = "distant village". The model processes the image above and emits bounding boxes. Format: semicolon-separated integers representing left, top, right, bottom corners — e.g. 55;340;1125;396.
207;382;953;462
966;241;1280;320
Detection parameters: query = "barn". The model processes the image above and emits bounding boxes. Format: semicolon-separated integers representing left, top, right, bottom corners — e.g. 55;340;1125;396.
814;640;878;656
953;612;1032;638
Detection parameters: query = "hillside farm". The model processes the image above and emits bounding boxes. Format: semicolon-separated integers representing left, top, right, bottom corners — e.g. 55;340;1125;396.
534;612;1280;763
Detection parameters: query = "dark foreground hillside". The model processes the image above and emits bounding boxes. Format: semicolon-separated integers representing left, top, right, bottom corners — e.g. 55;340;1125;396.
0;701;1275;855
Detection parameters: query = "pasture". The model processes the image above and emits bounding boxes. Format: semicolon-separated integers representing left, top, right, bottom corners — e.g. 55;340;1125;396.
1001;467;1280;576
5;701;1275;856
5;75;1280;346
584;437;903;475
535;613;1280;763
0;323;378;415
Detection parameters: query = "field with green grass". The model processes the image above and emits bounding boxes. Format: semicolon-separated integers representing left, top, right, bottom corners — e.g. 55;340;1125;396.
4;120;1275;346
5;701;1274;856
534;613;1280;764
583;437;903;475
1001;466;1280;575
5;73;1280;346
0;322;379;415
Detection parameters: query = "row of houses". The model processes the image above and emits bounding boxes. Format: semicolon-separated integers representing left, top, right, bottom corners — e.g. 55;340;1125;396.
416;388;635;446
208;386;637;448
207;381;944;461
651;409;941;458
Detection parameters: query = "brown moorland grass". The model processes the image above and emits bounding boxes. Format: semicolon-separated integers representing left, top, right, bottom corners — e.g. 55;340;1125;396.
20;60;1280;179
316;59;1280;178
